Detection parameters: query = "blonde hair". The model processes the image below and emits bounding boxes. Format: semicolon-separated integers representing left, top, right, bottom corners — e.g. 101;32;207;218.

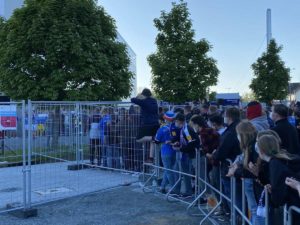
236;121;257;168
257;130;282;145
257;135;295;161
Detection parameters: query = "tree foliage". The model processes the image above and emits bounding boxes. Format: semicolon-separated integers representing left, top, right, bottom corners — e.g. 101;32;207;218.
0;0;132;101
250;39;290;105
148;1;219;103
241;92;256;103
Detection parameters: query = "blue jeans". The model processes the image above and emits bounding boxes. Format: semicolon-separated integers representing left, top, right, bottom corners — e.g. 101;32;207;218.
104;144;120;169
172;152;182;194
244;178;258;224
161;154;176;189
221;177;243;213
180;156;193;195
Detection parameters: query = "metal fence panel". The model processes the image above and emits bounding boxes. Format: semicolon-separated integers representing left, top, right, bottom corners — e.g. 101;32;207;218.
0;101;26;213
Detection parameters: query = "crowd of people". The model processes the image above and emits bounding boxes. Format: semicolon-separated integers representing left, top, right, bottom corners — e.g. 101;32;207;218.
130;88;300;225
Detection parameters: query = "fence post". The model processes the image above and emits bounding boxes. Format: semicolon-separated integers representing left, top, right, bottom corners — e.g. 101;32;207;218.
27;100;32;209
265;186;269;225
22;100;27;210
231;177;237;225
242;178;246;225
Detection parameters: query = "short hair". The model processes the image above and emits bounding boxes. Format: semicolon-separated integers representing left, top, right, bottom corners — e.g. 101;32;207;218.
141;88;152;97
209;105;218;114
174;107;184;115
175;113;185;122
192;107;201;115
202;104;210;110
225;107;240;122
190;115;207;127
273;104;288;118
209;115;223;126
184;105;192;112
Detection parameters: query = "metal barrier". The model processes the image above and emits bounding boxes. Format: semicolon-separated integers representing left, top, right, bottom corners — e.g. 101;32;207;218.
143;144;274;225
0;101;144;214
0;99;286;225
285;205;300;225
0;101;26;213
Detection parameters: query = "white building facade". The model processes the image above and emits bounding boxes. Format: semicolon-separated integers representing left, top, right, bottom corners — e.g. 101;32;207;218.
0;0;137;99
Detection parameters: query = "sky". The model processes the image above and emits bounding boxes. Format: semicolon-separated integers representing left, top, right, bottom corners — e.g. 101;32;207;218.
99;0;300;95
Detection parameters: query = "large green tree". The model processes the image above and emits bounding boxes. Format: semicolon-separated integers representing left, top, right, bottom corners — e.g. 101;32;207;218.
148;1;219;103
250;39;290;105
0;0;132;101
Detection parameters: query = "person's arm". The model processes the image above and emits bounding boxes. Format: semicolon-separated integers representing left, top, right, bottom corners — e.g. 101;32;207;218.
154;127;163;144
180;128;200;153
212;132;234;161
131;96;146;107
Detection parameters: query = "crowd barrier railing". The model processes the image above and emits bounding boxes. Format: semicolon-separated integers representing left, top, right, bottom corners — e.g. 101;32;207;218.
284;205;300;225
142;146;274;225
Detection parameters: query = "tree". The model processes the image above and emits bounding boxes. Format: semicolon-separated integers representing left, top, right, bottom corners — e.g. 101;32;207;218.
250;39;290;105
148;1;219;103
209;91;217;102
0;0;132;101
241;92;256;103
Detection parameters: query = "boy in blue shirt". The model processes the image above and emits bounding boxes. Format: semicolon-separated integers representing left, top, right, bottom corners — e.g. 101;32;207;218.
155;111;176;194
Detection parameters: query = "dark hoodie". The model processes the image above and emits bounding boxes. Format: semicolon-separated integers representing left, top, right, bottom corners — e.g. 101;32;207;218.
268;157;300;208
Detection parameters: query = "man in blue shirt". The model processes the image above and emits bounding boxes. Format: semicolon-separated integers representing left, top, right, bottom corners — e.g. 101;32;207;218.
155;111;176;194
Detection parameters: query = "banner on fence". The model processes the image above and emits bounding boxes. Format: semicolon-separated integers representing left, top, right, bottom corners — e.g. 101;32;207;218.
0;105;17;130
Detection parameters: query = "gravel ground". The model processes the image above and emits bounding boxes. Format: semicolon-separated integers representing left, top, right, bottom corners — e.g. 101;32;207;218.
0;184;220;225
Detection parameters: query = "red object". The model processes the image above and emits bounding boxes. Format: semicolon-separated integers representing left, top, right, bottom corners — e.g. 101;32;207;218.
247;104;262;120
0;116;17;128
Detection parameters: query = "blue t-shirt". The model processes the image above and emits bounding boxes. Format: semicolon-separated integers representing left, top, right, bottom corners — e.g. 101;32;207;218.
288;116;296;127
99;114;112;141
155;124;175;156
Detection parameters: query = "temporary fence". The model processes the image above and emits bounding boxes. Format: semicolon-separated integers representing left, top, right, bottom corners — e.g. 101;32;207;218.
284;205;300;225
1;100;300;225
142;144;300;225
0;100;144;215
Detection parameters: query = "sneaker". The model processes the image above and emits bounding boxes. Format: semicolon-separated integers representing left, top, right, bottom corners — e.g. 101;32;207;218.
158;188;166;194
180;193;193;199
169;192;181;198
213;208;225;217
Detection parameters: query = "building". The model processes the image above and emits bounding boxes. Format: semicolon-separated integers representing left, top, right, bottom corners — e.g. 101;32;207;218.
216;93;240;106
0;0;137;99
289;83;300;102
117;32;137;98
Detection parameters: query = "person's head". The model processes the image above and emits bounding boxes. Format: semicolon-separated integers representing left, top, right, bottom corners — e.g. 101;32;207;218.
190;115;207;133
257;129;282;145
192;107;201;115
184;105;192;115
246;101;262;120
209;115;224;130
224;107;240;125
174;107;184;115
163;111;175;124
201;104;209;114
141;88;152;98
271;104;288;122
257;135;280;162
208;105;218;115
174;113;185;128
257;133;297;162
236;121;257;168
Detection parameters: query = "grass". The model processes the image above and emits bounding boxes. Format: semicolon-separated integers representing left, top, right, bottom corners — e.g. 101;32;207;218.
0;145;91;166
